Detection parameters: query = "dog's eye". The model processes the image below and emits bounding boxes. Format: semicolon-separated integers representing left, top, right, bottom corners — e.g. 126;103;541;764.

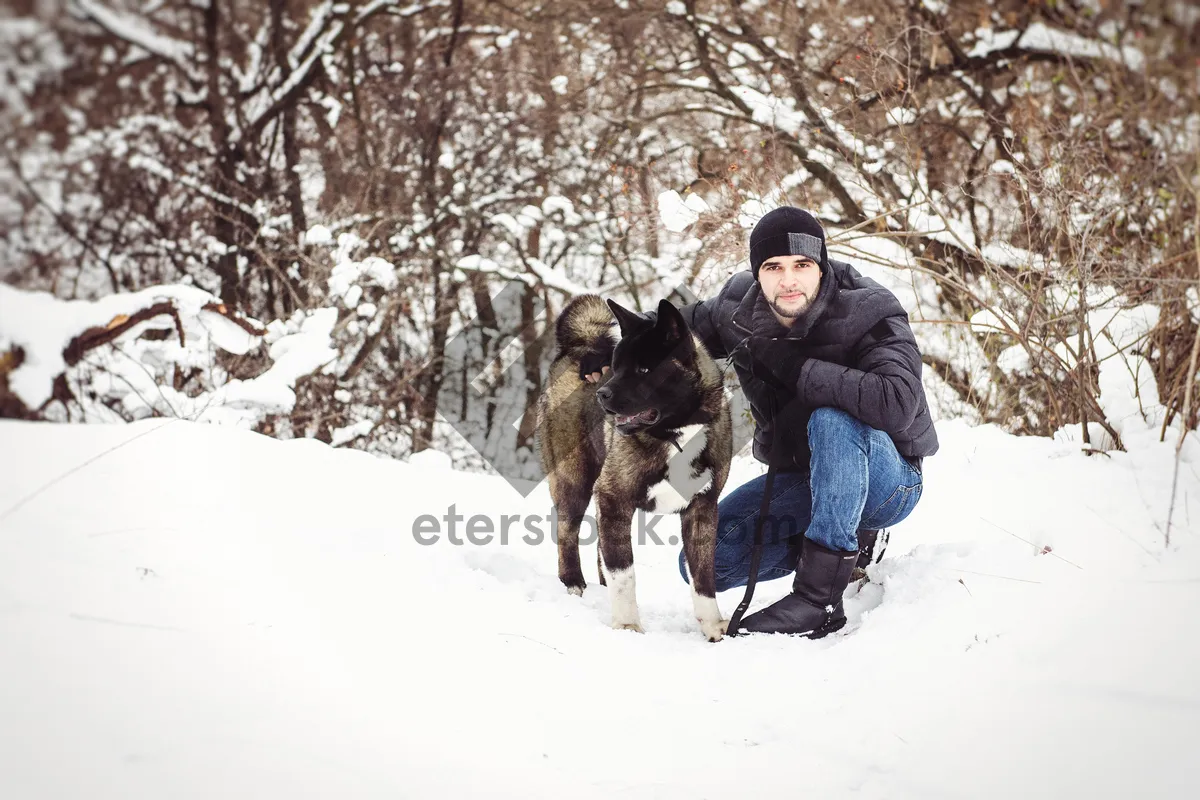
636;365;649;375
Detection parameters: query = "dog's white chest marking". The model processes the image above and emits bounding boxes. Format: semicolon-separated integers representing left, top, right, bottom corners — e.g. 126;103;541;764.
646;423;714;513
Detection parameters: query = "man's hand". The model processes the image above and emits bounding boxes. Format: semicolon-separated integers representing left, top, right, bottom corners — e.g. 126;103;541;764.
746;336;808;392
579;347;613;383
580;308;658;382
583;365;610;383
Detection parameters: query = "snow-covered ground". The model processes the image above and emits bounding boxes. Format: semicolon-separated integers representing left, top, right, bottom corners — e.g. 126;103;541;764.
1;416;1198;798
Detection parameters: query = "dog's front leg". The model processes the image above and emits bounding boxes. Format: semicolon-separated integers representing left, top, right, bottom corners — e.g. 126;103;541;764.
596;493;642;633
681;492;727;642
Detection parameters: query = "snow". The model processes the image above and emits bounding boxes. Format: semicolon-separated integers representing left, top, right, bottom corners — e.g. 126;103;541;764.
885;106;917;126
737;197;773;228
0;282;260;408
728;84;807;136
289;1;336;71
657;189;710;233
330;418;375;447
1090;303;1163;444
456;253;606;298
199;307;259;355
1;409;1198;797
0;283;341;426
3;1;1198;793
216;308;337;412
995;343;1031;375
304;223;333;245
490;208;542;239
1187;287;1200;325
1018;22;1146;72
327;255;399;304
0;18;70;121
969;306;1019;337
967;27;1021;59
541;194;581;224
980;240;1052;271
73;0;196;78
128;153;257;218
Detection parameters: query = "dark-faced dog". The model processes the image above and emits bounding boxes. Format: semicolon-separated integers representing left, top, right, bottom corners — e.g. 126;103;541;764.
534;295;733;641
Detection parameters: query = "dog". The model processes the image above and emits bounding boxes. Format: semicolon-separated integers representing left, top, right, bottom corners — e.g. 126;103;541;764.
534;295;733;641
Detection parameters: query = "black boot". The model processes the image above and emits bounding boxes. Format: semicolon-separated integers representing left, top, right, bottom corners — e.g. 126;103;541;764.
739;538;859;637
852;528;889;581
856;529;878;570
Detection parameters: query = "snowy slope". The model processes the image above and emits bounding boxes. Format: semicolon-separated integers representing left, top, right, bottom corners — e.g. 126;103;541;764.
1;418;1198;799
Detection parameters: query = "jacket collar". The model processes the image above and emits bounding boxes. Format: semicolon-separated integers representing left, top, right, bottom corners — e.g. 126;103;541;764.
732;261;839;339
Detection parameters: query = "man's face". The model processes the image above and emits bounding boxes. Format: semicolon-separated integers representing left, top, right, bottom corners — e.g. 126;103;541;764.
758;255;821;322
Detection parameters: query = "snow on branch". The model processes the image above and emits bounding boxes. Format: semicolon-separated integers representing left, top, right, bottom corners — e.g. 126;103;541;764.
62;301;187;367
0;283;336;428
72;0;199;82
455;254;621;298
128;154;259;219
1017;22;1146;72
288;1;337;71
247;0;449;140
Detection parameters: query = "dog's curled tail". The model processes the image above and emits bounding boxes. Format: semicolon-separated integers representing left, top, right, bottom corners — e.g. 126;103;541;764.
554;294;617;354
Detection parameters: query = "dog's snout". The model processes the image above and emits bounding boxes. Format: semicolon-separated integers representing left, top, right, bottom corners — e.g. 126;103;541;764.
595;385;613;404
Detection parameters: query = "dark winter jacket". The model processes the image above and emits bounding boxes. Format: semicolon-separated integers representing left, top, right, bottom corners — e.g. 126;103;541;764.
680;260;939;471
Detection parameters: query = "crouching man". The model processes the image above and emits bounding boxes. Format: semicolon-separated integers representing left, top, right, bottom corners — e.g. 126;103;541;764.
585;206;938;637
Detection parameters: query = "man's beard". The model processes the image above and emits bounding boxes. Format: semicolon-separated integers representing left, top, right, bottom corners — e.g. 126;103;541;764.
768;292;812;318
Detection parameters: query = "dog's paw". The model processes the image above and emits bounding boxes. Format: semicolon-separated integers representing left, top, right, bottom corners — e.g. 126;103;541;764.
565;585;585;597
701;618;729;642
612;621;645;633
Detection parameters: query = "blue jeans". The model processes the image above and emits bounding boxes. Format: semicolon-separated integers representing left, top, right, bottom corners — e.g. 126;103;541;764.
679;407;924;592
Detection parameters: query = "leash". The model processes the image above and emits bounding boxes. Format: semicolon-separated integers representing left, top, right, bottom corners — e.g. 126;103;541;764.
725;391;783;637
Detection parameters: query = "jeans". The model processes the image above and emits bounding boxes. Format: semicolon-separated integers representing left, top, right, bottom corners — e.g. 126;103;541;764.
679;407;924;592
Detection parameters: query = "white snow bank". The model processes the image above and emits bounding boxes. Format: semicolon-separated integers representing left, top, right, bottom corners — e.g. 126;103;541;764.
0;282;263;408
0;416;1197;798
0;283;337;427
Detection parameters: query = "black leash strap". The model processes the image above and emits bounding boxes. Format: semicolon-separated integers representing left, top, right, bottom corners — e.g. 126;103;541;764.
725;394;783;637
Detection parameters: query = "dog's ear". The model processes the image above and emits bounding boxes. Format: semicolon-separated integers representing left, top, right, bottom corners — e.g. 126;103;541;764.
655;298;692;353
607;299;654;335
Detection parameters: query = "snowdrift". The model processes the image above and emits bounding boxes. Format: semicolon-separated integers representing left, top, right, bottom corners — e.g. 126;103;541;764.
0;417;1197;798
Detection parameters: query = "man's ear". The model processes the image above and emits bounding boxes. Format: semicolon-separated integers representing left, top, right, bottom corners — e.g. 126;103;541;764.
655;298;692;353
607;299;654;336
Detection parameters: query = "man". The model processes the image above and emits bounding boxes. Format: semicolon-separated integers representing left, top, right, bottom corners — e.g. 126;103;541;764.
582;206;938;637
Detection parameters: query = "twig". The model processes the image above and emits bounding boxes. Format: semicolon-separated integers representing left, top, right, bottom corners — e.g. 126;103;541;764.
980;517;1083;569
2;148;122;292
496;632;564;655
201;302;269;336
948;567;1041;585
1166;166;1200;549
63;302;185;367
0;419;178;525
827;200;931;239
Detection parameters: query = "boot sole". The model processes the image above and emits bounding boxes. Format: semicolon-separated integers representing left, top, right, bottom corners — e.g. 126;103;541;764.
805;616;847;640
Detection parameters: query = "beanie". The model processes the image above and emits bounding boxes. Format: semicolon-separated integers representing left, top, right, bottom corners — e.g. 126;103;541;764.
748;207;828;280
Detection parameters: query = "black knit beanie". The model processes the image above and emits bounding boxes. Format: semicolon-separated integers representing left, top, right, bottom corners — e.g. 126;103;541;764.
749;207;828;281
